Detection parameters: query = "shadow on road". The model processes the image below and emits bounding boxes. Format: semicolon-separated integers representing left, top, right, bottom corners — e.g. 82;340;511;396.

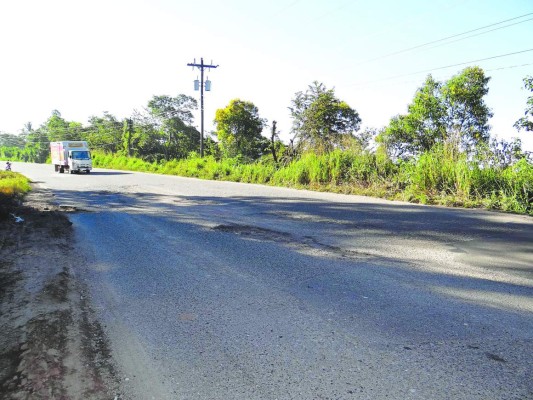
86;171;132;176
53;187;533;315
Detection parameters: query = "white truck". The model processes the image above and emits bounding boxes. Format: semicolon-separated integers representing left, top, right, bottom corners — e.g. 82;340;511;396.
50;141;92;174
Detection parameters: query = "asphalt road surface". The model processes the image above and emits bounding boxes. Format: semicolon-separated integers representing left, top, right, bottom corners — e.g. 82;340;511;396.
14;162;533;399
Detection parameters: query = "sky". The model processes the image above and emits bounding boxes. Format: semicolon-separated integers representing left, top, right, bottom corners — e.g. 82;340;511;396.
1;0;532;150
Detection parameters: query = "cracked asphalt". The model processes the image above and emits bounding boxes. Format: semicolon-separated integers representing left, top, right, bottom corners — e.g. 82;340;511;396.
14;162;533;400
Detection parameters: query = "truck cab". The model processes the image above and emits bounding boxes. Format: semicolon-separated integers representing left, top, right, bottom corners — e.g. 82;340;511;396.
69;149;92;173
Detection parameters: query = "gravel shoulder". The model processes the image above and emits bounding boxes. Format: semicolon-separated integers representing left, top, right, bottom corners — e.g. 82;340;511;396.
0;186;118;399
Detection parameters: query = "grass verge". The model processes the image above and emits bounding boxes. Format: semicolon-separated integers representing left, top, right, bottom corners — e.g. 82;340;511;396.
91;150;532;216
0;172;31;219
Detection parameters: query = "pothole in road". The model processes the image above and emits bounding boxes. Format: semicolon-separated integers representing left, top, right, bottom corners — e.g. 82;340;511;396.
58;205;79;212
173;196;224;206
212;224;373;259
213;224;292;242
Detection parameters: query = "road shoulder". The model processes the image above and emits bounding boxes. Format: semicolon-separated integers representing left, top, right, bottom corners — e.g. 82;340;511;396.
0;185;119;399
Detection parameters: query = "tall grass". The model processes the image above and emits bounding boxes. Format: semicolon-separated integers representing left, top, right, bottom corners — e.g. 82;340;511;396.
0;171;31;197
399;146;472;205
92;153;157;172
0;171;32;218
398;145;532;214
479;158;532;214
92;148;532;215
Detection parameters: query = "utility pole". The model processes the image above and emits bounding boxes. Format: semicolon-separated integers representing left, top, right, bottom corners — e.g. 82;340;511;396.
187;57;219;157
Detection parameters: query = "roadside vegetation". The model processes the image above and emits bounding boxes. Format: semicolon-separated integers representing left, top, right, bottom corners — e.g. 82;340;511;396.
1;68;532;215
0;171;31;219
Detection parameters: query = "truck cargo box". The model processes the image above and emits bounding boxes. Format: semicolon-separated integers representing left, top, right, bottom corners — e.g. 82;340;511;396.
50;141;92;174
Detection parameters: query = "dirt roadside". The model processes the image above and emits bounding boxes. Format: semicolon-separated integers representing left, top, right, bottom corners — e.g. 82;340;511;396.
0;186;119;399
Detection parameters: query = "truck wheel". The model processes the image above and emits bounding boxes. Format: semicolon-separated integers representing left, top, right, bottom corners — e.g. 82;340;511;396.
86;170;91;174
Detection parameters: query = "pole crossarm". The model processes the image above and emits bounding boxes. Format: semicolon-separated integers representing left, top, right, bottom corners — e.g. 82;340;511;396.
187;62;219;70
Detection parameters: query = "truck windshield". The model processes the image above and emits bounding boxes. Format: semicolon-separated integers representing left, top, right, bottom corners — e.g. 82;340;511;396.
72;151;90;160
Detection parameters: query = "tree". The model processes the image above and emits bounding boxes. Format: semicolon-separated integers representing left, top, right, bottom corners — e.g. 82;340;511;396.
354;127;380;151
24;128;50;163
20;122;33;138
378;67;492;158
43;110;70;142
270;121;279;164
441;66;492;152
0;133;26;148
147;94;199;160
214;99;268;161
147;94;196;124
130;108;168;162
377;75;447;157
290;81;361;154
123;118;134;157
514;76;533;132
22;110;85;162
87;112;123;153
487;137;527;167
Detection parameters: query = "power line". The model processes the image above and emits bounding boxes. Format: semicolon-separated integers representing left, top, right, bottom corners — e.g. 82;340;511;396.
486;62;533;72
348;48;533;87
416;17;533;54
403;48;533;75
350;61;533;91
357;12;533;65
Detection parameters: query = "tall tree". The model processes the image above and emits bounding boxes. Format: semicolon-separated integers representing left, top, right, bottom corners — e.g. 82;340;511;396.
148;94;197;124
43;110;70;142
377;75;446;157
24;128;50;163
514;75;533;132
290;81;361;154
440;66;492;152
147;94;199;160
22;110;85;162
130;109;166;162
87;112;123;153
214;99;268;161
378;67;492;158
0;133;26;148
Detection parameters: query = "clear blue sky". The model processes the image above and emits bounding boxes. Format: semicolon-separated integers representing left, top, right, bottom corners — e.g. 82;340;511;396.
1;0;532;150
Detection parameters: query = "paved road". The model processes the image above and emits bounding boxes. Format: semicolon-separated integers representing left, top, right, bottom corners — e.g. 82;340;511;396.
15;162;533;399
